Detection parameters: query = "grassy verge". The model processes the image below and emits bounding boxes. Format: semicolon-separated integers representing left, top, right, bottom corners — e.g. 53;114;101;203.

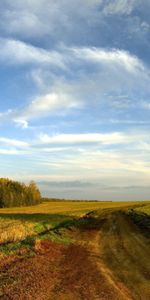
133;202;150;215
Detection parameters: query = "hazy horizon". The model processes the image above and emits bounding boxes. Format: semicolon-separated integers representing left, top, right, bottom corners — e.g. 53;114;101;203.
0;1;150;200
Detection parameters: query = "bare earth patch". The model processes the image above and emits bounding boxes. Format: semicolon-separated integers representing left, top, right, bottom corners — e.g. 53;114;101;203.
0;210;150;299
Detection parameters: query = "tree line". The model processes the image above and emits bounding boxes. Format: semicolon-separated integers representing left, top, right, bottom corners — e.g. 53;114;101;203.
0;178;41;208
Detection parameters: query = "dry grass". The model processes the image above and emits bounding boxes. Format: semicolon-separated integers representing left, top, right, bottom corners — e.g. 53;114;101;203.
0;200;142;216
0;207;149;299
0;218;34;244
0;200;150;299
0;200;147;245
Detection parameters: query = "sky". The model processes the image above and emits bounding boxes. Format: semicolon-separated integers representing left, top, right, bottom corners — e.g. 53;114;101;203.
0;0;150;200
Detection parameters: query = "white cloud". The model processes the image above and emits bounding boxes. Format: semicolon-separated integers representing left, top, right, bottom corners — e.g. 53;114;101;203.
27;93;76;114
72;47;146;74
38;132;128;145
0;137;29;148
0;44;149;126
22;134;149;200
14;119;29;129
0;39;148;83
0;128;149;201
103;0;137;15
14;91;79;123
2;10;48;38
0;149;20;155
0;1;150;201
0;38;146;75
0;137;30;156
0;0;100;39
38;142;150;179
0;38;66;67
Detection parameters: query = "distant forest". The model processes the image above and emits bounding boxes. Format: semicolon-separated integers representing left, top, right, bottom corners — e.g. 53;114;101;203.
0;178;41;208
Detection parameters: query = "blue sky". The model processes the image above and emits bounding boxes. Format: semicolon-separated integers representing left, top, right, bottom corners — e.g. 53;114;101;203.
0;0;150;200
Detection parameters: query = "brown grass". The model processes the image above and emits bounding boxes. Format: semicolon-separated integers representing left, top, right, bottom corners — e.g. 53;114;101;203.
0;199;143;216
0;200;143;245
0;204;150;299
0;218;34;244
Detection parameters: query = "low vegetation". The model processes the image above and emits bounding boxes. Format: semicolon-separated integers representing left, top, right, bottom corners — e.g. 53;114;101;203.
0;179;149;299
127;202;150;235
134;202;150;215
0;200;139;244
0;199;148;249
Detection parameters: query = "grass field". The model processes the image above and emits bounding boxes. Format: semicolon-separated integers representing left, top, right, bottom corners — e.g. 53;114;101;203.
0;200;144;245
0;199;150;299
0;199;143;215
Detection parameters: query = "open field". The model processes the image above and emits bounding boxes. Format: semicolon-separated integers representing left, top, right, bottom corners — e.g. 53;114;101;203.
0;199;144;215
0;200;144;245
0;200;150;299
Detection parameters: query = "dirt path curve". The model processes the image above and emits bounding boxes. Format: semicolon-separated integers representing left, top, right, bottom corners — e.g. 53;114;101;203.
88;211;150;300
0;210;150;300
88;229;132;300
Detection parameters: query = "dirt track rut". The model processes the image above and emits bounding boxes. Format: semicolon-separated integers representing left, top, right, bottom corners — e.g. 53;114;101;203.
0;210;150;299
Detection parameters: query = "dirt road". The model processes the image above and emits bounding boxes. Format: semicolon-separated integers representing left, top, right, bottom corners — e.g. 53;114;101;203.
88;211;150;300
0;210;150;299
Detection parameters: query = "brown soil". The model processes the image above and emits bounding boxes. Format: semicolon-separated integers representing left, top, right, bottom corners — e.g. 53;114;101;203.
0;211;150;300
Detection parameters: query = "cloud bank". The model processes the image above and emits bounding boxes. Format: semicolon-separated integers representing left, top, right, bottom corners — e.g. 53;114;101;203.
0;1;150;200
